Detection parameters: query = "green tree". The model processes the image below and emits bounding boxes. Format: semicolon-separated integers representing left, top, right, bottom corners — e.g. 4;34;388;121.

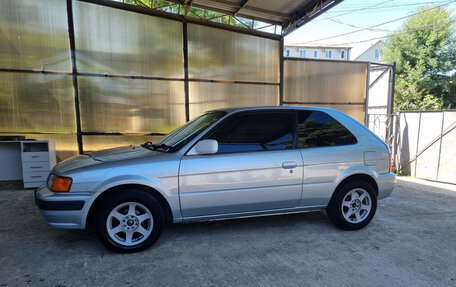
383;5;456;111
123;0;256;28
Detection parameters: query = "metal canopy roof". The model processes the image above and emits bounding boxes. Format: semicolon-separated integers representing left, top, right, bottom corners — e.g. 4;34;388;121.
167;0;344;36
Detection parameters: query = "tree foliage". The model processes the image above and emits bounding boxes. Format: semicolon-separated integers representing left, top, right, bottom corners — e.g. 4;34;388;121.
383;5;456;111
123;0;255;28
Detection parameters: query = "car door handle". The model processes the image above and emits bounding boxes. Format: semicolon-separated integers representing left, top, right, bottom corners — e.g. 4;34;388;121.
282;161;297;169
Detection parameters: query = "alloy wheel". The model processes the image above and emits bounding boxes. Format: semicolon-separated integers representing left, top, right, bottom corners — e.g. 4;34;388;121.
341;188;372;224
106;202;154;246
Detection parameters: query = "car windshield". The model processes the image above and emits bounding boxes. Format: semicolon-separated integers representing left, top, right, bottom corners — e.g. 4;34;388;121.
148;111;226;152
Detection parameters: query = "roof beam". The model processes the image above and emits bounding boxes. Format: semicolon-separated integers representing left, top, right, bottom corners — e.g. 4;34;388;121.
185;0;194;15
185;3;283;26
209;0;288;18
241;5;288;19
167;0;288;20
282;0;344;36
233;16;251;29
233;0;249;16
84;0;344;36
78;0;282;40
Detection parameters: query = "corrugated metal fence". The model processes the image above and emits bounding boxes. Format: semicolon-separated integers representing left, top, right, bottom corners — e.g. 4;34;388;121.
282;58;369;123
393;110;456;184
0;0;280;160
1;0;393;161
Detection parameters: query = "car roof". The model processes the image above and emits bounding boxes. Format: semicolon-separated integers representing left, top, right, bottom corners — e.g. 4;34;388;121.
208;106;338;114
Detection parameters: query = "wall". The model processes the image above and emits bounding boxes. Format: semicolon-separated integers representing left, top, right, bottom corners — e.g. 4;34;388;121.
284;46;350;60
394;110;456;184
283;58;368;123
0;0;279;160
354;41;384;63
0;0;391;162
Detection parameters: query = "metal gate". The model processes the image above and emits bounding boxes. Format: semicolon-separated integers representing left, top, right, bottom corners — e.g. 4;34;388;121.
366;62;396;149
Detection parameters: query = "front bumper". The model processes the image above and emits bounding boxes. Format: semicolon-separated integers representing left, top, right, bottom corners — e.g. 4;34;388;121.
377;172;396;200
35;184;92;229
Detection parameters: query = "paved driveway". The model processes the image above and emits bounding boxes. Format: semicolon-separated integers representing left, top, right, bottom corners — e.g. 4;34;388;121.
0;177;455;287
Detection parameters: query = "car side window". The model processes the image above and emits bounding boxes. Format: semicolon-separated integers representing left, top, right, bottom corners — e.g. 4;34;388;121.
297;111;357;148
208;112;295;154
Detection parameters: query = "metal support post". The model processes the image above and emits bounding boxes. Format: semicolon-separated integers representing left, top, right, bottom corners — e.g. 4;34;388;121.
67;0;84;154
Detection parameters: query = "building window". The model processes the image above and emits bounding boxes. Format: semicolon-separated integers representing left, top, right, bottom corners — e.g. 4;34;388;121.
286;49;290;57
313;50;318;58
299;50;306;58
325;50;332;58
374;49;379;60
341;50;345;59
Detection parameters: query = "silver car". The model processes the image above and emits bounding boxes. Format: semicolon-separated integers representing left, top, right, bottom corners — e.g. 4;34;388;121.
35;106;395;253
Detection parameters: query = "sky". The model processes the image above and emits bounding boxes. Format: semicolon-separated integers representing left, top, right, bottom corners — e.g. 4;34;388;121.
284;0;456;55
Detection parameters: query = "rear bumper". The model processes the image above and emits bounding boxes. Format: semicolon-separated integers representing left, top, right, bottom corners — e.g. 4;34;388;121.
35;184;91;229
377;172;396;200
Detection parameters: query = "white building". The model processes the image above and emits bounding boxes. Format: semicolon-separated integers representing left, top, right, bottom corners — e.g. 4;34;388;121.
351;40;384;63
284;43;351;61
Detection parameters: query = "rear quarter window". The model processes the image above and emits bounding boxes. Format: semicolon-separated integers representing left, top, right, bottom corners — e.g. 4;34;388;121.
297;110;357;148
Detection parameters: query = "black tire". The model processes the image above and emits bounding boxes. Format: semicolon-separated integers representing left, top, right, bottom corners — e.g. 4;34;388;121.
326;180;377;230
95;189;164;253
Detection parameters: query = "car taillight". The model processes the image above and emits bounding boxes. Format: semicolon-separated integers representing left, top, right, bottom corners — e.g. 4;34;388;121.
389;153;392;173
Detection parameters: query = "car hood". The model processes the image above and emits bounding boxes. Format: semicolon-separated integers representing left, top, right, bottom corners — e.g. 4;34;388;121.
54;146;163;174
85;145;155;162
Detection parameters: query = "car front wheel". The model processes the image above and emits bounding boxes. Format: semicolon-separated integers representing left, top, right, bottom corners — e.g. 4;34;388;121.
326;180;377;230
96;189;164;253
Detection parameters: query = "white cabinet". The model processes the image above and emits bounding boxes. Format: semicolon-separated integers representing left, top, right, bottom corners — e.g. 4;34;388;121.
0;140;56;188
21;141;56;188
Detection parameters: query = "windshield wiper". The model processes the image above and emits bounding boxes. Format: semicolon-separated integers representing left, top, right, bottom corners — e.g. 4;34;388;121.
141;141;174;152
141;141;154;150
151;143;174;152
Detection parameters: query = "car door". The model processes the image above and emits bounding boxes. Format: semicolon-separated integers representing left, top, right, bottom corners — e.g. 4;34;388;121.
179;111;303;218
296;110;360;207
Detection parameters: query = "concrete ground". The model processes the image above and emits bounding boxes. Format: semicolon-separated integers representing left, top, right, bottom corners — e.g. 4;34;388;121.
0;177;455;287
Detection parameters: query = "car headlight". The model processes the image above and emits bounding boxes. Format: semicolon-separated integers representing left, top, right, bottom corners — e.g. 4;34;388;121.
47;173;73;192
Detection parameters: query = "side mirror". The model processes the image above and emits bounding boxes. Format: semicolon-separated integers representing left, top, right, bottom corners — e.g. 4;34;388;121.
187;139;218;155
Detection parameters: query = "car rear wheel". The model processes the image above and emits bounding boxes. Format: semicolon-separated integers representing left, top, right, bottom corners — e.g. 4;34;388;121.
326;180;377;230
96;189;164;253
